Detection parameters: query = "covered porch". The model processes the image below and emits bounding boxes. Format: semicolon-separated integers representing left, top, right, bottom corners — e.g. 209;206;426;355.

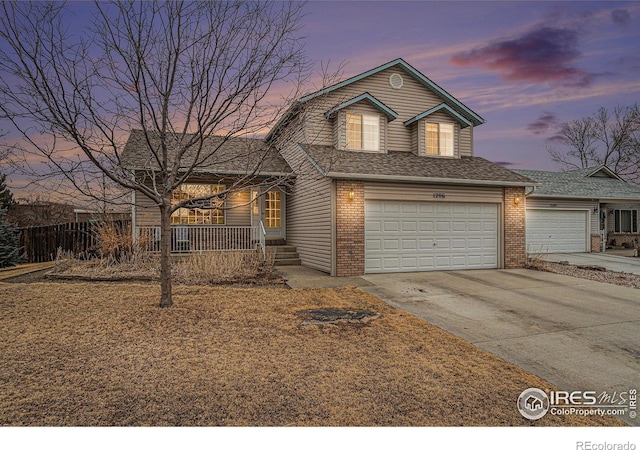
133;183;286;254
599;202;639;252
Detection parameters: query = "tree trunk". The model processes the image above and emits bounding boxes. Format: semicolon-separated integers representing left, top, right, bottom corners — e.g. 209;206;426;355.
159;202;173;308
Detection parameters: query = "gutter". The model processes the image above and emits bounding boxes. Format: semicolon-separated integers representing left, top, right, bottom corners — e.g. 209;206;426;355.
527;194;640;202
324;171;539;187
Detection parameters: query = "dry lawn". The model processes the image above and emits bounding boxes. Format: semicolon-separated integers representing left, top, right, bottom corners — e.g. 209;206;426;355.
0;281;623;426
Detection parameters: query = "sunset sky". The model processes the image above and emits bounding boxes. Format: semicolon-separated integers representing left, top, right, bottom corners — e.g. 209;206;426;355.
300;0;640;170
2;1;640;198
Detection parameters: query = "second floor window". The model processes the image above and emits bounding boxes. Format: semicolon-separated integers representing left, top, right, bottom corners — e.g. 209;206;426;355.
347;113;379;151
426;123;454;156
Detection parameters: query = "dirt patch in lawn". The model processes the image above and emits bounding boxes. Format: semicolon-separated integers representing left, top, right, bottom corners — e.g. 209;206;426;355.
0;282;623;426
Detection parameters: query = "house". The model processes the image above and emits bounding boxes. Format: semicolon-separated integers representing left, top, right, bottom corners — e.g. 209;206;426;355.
122;58;536;275
513;167;640;253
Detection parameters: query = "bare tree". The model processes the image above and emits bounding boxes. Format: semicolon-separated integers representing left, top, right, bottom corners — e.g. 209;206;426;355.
548;105;640;182
0;0;309;307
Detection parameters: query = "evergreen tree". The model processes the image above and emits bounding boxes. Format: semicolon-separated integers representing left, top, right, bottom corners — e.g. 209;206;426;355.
0;175;24;267
0;173;14;211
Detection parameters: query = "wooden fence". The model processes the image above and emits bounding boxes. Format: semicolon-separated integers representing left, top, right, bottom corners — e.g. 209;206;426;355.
19;220;131;263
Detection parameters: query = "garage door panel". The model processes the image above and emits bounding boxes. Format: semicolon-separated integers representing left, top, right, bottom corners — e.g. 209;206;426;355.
526;209;587;253
365;200;498;273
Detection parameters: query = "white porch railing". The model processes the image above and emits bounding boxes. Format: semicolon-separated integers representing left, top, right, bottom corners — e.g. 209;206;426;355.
135;225;266;256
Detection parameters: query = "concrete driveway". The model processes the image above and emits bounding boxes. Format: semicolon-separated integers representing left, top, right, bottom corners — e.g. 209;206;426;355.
360;269;640;425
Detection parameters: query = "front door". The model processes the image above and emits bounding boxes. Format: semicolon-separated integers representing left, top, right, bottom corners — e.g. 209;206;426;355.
251;188;285;240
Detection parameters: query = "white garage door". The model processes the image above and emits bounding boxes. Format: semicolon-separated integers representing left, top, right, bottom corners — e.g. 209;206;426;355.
526;209;588;253
365;200;498;273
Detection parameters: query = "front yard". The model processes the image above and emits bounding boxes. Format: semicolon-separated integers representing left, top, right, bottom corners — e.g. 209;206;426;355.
0;281;623;426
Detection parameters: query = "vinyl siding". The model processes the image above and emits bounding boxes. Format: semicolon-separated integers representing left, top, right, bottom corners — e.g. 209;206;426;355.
135;192;160;227
303;66;474;156
365;183;503;203
275;125;333;273
525;198;599;235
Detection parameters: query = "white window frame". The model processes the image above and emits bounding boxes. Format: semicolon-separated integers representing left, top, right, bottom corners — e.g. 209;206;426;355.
614;209;638;233
347;113;380;152
171;184;226;225
425;122;454;157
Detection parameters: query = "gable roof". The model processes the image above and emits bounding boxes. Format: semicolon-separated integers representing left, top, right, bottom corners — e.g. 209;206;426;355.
121;130;292;177
266;58;484;142
299;144;534;186
324;92;398;122
299;58;484;126
403;103;473;128
513;166;640;200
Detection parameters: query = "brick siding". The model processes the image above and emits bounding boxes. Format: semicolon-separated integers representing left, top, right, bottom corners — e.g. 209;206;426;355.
335;180;365;276
590;234;601;253
504;187;526;268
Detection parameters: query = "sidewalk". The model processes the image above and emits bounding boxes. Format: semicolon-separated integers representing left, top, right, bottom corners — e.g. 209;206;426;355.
275;265;373;289
0;261;55;281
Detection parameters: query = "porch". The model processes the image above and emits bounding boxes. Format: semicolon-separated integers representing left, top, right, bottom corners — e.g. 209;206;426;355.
134;225;301;265
599;203;639;252
135;225;266;254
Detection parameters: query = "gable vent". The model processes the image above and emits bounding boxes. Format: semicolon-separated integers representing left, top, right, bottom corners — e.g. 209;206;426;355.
389;73;404;89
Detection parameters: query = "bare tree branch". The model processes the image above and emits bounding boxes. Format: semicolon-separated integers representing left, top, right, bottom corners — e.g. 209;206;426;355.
548;104;640;183
0;0;310;307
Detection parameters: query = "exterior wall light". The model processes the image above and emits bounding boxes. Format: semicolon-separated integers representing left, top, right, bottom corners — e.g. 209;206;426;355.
514;196;521;206
348;190;355;200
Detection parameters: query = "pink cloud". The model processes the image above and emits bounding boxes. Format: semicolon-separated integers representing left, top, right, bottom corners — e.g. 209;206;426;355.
450;26;598;87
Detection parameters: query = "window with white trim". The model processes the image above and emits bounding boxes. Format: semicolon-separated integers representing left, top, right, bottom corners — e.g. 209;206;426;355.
171;184;225;225
614;209;638;233
347;113;379;151
425;122;454;156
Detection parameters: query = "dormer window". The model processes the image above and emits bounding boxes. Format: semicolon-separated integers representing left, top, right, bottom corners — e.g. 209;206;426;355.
426;123;453;157
347;113;379;151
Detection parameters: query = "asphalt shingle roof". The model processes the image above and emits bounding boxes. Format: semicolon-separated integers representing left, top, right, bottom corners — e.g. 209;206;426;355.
513;167;640;200
121;129;292;176
300;144;534;185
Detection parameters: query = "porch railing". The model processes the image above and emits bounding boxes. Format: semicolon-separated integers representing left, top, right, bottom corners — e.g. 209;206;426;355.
135;225;266;255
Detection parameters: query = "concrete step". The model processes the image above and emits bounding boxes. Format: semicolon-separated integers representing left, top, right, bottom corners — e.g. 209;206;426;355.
266;243;301;266
272;251;300;260
267;245;297;253
275;258;301;266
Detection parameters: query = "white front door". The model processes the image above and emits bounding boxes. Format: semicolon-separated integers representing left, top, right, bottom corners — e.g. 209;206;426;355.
251;188;285;240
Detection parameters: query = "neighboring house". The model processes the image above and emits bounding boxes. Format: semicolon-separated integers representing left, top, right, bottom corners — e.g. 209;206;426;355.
123;58;536;276
513;166;640;253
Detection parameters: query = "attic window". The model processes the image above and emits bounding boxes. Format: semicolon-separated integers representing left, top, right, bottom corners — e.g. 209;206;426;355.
389;73;403;89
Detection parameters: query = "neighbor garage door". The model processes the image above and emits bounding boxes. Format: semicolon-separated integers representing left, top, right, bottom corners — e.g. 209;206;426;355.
525;209;588;253
365;200;498;273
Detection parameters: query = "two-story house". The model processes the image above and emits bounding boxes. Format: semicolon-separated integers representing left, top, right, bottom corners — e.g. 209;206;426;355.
123;58;535;276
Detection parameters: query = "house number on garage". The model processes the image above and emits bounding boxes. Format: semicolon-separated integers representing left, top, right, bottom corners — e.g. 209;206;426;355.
432;193;446;199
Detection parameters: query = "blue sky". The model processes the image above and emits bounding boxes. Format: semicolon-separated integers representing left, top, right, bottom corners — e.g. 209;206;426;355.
299;1;640;170
2;1;640;198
